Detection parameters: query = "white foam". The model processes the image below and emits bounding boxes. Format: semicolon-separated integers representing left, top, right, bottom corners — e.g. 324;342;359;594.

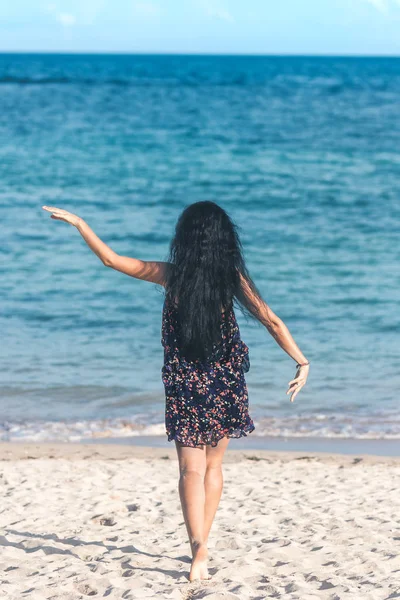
2;412;400;443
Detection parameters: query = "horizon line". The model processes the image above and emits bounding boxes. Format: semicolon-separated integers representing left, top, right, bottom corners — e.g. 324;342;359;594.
0;50;400;59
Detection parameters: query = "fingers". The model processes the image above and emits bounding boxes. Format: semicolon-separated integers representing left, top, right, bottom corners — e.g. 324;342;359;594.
43;206;69;222
287;365;308;402
287;376;306;388
43;205;77;226
287;379;305;401
42;206;66;214
290;384;304;402
286;385;299;395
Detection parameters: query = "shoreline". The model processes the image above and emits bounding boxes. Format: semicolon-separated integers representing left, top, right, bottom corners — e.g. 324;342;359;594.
86;433;400;457
1;438;399;463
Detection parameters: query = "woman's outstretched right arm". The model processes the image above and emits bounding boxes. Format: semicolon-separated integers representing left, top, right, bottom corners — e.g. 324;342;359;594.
42;206;168;286
239;273;310;402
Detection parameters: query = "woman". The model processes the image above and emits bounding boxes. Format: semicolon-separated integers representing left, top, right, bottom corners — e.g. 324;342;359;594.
42;201;309;582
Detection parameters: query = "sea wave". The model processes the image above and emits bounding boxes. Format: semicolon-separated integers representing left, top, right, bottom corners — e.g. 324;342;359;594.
0;74;367;91
2;412;400;443
0;76;161;85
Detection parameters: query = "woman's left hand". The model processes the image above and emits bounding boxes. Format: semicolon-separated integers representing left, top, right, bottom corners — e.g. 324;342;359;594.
286;364;309;402
42;206;81;227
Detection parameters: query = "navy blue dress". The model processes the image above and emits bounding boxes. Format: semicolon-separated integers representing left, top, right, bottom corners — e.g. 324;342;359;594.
161;297;255;447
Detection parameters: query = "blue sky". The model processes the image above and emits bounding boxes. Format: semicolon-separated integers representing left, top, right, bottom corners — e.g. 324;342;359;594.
1;0;400;55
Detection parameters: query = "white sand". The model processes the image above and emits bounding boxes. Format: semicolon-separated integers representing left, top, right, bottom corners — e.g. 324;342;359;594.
0;443;399;600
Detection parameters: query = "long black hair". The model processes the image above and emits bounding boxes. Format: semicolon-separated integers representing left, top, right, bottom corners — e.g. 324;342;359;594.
164;201;264;362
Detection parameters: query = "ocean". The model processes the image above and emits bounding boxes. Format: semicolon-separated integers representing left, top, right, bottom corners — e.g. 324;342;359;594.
1;53;399;444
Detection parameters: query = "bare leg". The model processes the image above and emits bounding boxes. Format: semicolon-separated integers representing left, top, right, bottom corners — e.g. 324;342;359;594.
175;441;210;581
204;436;230;545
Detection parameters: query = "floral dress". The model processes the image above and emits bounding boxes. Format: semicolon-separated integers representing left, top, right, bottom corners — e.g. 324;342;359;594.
161;296;255;447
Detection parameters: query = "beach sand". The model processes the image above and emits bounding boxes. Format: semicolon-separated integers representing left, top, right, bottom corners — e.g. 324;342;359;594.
0;442;399;600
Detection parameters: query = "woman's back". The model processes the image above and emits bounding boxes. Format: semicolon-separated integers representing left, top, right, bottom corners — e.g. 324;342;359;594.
161;295;249;368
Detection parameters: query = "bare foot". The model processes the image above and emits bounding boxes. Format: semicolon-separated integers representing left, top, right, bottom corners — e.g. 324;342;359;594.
189;543;210;581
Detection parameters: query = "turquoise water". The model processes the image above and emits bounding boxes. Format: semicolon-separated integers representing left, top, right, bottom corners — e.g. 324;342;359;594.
1;53;399;442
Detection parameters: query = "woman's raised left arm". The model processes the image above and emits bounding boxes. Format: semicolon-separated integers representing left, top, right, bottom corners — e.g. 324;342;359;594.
42;206;168;285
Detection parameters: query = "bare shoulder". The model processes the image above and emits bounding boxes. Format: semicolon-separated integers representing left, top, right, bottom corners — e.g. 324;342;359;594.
144;261;171;287
239;272;268;303
238;271;257;301
238;271;275;321
136;260;170;286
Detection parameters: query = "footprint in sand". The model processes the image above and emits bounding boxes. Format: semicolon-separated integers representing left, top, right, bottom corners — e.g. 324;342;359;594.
99;516;116;526
76;583;97;596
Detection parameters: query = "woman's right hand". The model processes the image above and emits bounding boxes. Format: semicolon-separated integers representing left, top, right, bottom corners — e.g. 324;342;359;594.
286;364;309;403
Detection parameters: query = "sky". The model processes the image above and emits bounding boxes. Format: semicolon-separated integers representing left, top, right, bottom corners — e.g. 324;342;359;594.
0;0;400;55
